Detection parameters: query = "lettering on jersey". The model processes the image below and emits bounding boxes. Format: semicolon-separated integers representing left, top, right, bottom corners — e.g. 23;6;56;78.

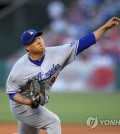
26;64;61;84
26;79;31;84
26;72;43;84
45;64;61;79
36;72;43;81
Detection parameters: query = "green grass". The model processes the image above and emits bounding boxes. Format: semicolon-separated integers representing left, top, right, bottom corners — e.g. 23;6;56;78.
46;92;120;124
0;90;120;124
0;90;17;123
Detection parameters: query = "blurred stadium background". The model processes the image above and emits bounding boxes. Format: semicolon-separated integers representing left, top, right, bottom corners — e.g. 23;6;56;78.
0;0;120;126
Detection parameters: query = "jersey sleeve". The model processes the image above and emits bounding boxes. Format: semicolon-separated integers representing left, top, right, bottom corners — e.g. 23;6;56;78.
56;41;79;69
76;33;96;55
6;72;21;94
58;33;96;69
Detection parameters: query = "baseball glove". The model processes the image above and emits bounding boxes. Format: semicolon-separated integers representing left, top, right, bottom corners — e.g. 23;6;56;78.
29;77;41;109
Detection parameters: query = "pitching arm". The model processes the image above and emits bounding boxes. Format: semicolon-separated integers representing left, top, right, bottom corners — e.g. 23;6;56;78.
93;17;120;41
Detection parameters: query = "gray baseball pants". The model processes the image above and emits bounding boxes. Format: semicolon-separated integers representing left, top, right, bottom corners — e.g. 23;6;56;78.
10;103;61;134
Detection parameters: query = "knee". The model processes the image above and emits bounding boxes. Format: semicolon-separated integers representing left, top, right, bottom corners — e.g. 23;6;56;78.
52;114;61;125
44;114;61;134
48;115;61;133
48;114;61;129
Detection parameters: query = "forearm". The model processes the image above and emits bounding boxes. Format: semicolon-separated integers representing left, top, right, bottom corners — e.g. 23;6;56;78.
11;93;32;106
93;25;107;41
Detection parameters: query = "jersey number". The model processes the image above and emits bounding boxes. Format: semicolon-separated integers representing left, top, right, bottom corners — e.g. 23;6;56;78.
50;73;59;85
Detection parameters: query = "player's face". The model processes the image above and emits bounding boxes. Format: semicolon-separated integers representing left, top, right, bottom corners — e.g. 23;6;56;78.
25;36;45;54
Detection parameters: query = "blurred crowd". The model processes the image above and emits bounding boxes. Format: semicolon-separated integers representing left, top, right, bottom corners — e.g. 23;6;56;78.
45;0;120;64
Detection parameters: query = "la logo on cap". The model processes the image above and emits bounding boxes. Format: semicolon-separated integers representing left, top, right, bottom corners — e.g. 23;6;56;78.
28;31;34;35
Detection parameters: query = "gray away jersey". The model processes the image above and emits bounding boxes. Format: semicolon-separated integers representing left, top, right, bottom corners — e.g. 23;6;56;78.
6;41;79;105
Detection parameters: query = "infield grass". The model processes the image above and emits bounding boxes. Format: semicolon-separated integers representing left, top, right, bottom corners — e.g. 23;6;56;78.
0;90;120;124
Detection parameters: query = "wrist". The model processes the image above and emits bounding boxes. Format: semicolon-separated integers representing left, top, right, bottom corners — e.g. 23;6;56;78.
25;99;32;106
101;25;108;31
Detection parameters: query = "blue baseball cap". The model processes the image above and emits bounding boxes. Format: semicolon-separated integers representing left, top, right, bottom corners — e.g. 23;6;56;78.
21;29;43;46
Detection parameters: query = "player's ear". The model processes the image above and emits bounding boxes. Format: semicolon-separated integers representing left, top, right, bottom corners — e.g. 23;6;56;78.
25;45;30;51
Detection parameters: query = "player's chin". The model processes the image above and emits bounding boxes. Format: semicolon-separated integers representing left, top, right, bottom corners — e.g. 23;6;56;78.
38;47;45;53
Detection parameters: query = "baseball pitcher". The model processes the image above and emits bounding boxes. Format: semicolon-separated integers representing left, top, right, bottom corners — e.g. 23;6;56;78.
6;17;120;134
